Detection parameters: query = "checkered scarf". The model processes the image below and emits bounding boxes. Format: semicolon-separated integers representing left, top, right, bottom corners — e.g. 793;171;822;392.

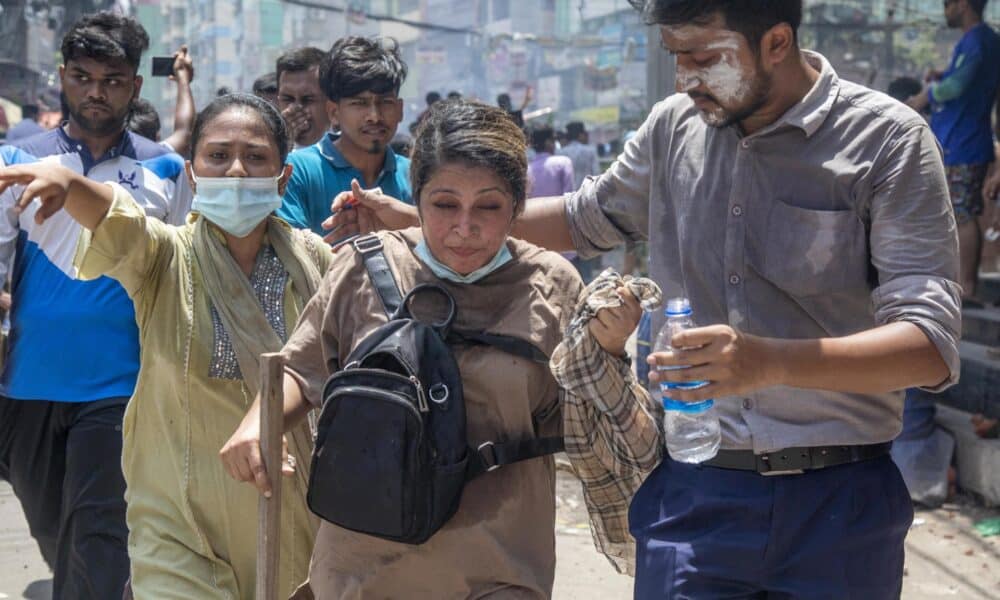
551;268;663;575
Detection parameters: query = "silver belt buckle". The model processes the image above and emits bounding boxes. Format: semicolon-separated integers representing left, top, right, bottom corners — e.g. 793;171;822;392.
757;453;806;476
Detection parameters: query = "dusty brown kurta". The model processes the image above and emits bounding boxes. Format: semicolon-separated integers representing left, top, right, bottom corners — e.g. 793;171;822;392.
282;228;584;599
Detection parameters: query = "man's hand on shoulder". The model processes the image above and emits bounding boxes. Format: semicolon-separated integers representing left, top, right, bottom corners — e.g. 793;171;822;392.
322;179;418;244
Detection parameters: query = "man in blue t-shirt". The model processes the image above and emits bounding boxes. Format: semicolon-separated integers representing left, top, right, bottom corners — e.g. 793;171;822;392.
908;0;1000;300
278;36;413;239
0;13;190;599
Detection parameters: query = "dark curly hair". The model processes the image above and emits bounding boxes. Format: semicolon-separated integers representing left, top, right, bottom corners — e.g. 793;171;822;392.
628;0;802;49
320;36;407;102
410;100;528;216
190;93;291;165
61;11;150;73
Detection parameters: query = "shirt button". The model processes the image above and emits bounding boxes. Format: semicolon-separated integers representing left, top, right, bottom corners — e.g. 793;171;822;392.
732;205;743;217
729;274;741;285
741;139;751;149
742;398;753;410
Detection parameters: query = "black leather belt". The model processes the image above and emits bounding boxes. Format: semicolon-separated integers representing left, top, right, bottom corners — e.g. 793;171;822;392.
701;442;892;475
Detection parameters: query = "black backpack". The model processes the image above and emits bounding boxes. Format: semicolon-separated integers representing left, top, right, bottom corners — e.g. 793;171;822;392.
307;235;564;544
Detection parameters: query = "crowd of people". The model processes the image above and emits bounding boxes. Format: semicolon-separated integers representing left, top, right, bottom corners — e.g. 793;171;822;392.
0;0;991;598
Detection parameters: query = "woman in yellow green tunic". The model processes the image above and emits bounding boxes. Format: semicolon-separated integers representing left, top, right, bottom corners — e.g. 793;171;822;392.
0;93;331;599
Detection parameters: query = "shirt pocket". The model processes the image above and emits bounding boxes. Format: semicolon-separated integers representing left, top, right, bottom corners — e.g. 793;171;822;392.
761;199;870;298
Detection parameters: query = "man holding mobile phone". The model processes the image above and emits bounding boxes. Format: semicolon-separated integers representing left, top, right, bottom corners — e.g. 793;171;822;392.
134;46;195;155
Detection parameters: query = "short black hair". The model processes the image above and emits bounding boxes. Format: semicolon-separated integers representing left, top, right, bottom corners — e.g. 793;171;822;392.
21;104;40;119
530;126;555;153
566;121;587;139
447;90;462;99
191;93;291;164
969;0;989;16
629;0;802;49
276;47;326;87
61;10;149;73
127;98;160;141
887;77;923;102
320;36;407;102
425;91;441;105
253;72;278;96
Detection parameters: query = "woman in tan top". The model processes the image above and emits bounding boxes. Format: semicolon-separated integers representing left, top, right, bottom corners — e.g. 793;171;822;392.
220;100;642;599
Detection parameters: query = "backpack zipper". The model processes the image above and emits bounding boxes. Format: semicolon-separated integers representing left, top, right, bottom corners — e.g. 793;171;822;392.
410;376;429;412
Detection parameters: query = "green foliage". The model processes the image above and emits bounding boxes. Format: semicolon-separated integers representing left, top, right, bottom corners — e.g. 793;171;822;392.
894;26;941;72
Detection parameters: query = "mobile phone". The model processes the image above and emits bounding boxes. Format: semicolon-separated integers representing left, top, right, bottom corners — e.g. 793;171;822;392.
151;56;174;77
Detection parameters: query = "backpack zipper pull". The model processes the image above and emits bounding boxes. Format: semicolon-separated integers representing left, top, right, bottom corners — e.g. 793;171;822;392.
411;376;429;412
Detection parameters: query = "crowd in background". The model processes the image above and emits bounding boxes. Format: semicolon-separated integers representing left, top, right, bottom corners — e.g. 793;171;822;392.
0;0;995;598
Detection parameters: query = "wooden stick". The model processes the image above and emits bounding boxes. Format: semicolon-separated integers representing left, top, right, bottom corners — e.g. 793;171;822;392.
256;353;284;600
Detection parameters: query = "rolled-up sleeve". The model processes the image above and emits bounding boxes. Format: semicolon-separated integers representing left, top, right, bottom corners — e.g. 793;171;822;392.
565;113;654;258
869;124;962;390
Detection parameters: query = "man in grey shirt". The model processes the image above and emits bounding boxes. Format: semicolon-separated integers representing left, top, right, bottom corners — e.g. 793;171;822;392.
326;1;960;597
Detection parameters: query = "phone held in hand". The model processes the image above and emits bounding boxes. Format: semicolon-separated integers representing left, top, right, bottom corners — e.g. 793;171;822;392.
151;56;174;77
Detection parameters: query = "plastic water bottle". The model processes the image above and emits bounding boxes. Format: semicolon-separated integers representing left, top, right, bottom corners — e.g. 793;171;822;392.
653;298;720;463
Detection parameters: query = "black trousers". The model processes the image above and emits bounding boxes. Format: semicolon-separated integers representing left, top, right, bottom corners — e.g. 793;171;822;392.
0;396;130;600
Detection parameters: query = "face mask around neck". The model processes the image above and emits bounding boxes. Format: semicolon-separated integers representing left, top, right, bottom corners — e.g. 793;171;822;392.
191;174;283;238
414;240;512;284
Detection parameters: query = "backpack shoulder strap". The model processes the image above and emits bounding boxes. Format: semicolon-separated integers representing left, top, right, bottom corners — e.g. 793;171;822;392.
449;330;549;364
451;328;559;479
354;234;403;318
466;436;565;480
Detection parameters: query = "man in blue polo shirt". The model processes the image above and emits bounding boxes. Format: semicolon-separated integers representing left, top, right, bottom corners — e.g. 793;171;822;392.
278;36;412;238
0;12;190;599
908;0;1000;301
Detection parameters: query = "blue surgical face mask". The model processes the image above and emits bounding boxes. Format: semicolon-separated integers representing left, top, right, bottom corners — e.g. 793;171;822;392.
191;174;283;238
414;240;512;284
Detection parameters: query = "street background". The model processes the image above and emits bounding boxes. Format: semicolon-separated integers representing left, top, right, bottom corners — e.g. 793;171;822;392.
1;1;1000;598
5;1;1000;159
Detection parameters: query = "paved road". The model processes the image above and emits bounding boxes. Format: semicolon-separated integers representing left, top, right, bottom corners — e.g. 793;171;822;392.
0;484;51;600
2;475;997;599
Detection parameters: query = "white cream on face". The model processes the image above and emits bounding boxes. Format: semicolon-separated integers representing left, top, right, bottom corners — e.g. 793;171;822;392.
665;26;756;124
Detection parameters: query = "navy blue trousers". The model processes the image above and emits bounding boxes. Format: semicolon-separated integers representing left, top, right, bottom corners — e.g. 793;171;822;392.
629;455;913;599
